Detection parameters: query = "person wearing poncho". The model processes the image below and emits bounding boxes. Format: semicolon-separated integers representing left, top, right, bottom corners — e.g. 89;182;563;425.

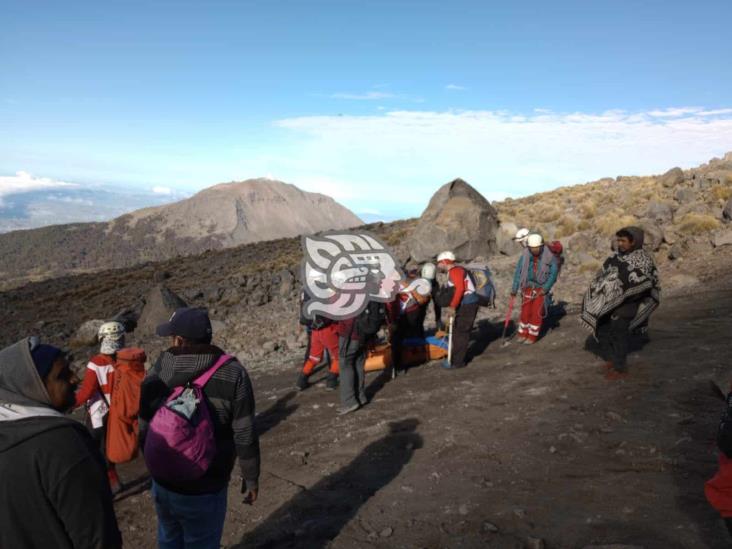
580;226;660;379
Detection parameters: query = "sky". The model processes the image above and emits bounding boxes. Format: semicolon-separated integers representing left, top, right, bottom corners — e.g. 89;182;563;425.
2;0;732;225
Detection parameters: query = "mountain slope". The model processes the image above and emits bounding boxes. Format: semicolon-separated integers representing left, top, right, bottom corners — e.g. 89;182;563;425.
0;178;362;288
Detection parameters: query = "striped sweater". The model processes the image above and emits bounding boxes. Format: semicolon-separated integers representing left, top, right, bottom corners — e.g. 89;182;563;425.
139;345;260;495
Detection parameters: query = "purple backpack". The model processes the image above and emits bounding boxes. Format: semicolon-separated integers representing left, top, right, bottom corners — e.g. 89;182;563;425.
144;354;232;483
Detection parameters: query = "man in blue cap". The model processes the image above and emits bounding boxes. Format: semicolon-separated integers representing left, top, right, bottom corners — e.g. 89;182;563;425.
140;307;260;549
0;337;121;549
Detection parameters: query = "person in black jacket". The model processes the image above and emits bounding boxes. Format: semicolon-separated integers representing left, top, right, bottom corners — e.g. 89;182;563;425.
140;307;260;549
0;337;122;549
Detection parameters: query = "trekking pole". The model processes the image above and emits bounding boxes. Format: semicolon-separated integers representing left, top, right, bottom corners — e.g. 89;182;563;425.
447;316;454;366
501;295;516;347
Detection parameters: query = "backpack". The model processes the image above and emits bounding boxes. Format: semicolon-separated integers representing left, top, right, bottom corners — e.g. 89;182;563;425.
106;348;146;464
547;241;565;277
465;263;497;308
143;354;233;483
356;302;386;341
718;391;732;458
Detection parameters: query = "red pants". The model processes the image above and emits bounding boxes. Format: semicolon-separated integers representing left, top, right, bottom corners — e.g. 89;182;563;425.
302;324;340;375
518;288;544;342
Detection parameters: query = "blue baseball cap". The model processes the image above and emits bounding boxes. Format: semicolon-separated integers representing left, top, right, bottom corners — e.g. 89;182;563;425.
156;308;213;340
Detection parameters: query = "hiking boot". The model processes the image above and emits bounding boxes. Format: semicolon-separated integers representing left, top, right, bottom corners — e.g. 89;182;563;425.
338;403;360;415
325;373;338;390
605;369;629;381
295;373;309;391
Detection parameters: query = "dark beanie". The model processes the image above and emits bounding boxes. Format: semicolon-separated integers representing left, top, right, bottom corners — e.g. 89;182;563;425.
31;344;62;380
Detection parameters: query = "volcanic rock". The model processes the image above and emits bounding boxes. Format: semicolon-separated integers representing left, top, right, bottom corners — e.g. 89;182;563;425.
406;179;499;262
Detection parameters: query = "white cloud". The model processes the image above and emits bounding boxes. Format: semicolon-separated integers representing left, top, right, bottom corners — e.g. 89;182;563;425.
330;91;396;100
0;171;77;199
445;84;466;91
152;186;172;195
274;107;732;212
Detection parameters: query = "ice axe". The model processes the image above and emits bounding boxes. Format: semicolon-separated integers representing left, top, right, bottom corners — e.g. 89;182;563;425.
501;295;516;347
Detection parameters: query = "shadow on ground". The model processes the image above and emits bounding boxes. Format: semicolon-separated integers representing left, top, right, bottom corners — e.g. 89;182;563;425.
233;418;423;549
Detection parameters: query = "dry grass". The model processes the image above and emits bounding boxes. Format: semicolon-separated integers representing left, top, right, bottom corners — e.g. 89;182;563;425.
675;213;721;234
596;213;638;236
711;185;732;201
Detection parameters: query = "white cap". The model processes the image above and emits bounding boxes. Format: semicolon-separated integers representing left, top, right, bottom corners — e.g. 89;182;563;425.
527;234;544;248
513;228;530;242
421;262;436;280
436;251;456;263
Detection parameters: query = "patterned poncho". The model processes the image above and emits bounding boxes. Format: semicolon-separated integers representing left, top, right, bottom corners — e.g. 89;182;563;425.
580;245;661;335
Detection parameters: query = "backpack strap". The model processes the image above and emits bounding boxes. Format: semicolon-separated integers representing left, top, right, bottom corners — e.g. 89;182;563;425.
191;354;234;388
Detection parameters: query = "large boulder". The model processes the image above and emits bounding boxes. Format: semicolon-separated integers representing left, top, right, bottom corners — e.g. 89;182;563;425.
674;187;696;204
405;179;499;262
496;221;523;256
713;229;732;248
644;201;675;224
723;196;732;221
659;167;684;188
136;285;188;339
69;319;105;348
636;219;665;252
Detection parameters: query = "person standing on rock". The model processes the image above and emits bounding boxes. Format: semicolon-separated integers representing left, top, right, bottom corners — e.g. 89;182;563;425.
436;251;480;369
73;320;126;494
296;290;339;391
139;307;260;549
0;337;122;549
580;227;660;380
510;234;559;345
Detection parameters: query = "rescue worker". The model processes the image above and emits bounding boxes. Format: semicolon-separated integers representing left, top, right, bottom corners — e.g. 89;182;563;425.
511;234;558;344
391;267;432;375
436;251;479;369
296;271;339;391
296;294;339;391
513;227;531;248
74;320;126;494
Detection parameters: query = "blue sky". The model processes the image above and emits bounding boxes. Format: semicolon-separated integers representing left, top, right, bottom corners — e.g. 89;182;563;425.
2;0;732;223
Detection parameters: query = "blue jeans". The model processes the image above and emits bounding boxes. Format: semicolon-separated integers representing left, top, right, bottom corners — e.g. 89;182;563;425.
152;481;228;549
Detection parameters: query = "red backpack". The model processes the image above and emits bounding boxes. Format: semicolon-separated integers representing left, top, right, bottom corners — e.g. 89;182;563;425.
106;348;146;464
547;241;564;276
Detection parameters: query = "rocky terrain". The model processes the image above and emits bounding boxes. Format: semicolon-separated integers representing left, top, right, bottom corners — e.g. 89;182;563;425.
0;178;362;290
2;153;732;547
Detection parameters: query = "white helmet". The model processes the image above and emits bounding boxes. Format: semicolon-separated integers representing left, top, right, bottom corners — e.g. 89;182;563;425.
527;234;544;248
436;251;456;263
421;262;436;280
513;228;530;243
98;321;125;340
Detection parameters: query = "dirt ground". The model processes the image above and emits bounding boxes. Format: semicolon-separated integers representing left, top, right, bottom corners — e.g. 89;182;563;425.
113;283;732;549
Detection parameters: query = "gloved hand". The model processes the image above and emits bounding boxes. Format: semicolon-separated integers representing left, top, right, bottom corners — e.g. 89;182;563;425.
443;307;456;321
241;479;259;505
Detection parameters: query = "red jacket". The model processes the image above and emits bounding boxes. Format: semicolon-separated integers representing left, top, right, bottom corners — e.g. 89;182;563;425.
74;354;115;408
447;266;476;309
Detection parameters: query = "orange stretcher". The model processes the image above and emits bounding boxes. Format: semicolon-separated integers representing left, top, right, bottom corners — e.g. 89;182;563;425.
364;332;448;372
